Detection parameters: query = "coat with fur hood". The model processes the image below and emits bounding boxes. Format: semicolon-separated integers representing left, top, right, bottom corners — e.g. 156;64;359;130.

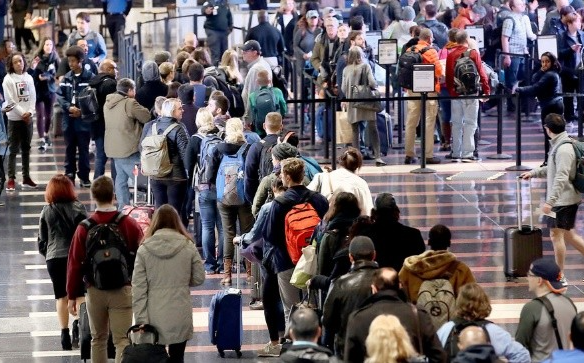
132;229;205;345
398;250;476;304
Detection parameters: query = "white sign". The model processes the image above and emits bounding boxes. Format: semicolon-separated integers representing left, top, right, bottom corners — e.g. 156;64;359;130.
413;64;435;93
537;35;558;59
365;31;382;57
378;39;398;65
465;25;485;49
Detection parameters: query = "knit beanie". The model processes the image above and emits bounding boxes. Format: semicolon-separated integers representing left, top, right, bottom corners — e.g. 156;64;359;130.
272;143;298;161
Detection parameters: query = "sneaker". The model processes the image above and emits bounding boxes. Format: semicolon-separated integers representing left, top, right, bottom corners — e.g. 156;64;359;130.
38;141;46;151
22;177;37;189
404;156;418;165
256;342;282;357
44;136;52;147
249;300;264;310
462;156;482;163
6;178;15;191
451;157;462;163
560;274;568;287
426;157;441;164
65;173;75;184
79;180;92;188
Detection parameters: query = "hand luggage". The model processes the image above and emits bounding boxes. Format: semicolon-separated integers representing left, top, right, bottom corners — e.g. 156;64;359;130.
121;324;169;363
122;164;155;234
251;262;263;302
79;302;116;361
208;246;243;358
504;177;543;280
377;111;393;156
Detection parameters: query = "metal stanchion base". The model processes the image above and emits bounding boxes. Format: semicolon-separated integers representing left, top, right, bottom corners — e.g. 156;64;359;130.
487;153;513;160
392;143;405;150
303;144;322;151
478;140;491;146
505;164;532;171
410;167;436;174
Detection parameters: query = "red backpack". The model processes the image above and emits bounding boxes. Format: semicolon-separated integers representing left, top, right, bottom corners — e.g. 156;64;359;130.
277;193;321;265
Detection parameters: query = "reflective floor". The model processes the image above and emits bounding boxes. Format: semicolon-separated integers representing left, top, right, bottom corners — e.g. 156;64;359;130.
2;106;584;362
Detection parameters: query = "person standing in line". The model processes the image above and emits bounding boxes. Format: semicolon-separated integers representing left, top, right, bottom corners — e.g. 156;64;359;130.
102;0;132;61
132;204;205;363
3;52;36;191
38;174;87;350
520;113;584;286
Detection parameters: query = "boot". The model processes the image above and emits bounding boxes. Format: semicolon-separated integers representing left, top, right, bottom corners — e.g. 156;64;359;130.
245;260;252;284
71;319;79;349
61;328;72;350
221;258;232;285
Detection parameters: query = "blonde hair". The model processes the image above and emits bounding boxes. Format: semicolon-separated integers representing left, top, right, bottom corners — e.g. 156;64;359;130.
365;315;418;363
159;62;174;82
219;49;244;84
224;118;245;144
196;108;215;134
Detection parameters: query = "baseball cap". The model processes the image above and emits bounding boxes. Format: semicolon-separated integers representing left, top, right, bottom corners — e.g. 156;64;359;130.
241;40;261;53
306;10;319;19
322;7;336;17
530;258;565;292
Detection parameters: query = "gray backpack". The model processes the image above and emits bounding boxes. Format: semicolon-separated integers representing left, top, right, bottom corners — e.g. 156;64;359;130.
140;122;180;177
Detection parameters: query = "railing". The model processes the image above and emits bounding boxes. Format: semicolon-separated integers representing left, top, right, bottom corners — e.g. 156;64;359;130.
118;30;144;81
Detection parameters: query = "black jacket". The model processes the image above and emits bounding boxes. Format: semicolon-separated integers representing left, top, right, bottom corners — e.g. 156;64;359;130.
370;219;426;273
344;290;447;363
558;30;584;77
349;2;381;31
56;58;98;78
140;117;189;181
88;73;117;139
29;53;59;99
516;69;562;108
274;11;299;54
203;0;233;32
136;80;168;111
322;260;379;357
244;133;279;204
246;22;285;59
279;344;336;363
56;68;95;133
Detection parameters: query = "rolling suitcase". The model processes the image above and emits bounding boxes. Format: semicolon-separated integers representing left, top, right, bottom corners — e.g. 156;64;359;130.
121;324;169;363
251;262;263;302
377;111;393;156
504;177;543;280
79;302;116;361
122;165;155;234
208;246;243;358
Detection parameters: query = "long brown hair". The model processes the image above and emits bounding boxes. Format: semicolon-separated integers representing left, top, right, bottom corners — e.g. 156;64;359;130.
144;204;193;242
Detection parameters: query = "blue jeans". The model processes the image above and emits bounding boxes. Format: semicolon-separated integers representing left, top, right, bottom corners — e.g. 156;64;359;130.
451;99;479;158
199;189;224;272
113;153;140;209
439;87;451;126
504;57;523;91
151;179;187;217
93;136;116;180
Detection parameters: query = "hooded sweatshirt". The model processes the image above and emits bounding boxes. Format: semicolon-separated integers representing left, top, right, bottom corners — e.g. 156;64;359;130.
387;20;417;51
399;250;476;303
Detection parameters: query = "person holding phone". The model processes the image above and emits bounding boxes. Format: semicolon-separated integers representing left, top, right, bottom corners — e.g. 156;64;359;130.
558;12;584;125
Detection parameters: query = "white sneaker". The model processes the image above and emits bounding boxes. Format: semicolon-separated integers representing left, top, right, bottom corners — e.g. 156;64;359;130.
560;275;568;287
256;342;282;357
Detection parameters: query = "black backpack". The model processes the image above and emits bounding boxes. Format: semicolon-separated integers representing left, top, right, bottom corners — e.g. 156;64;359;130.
77;86;99;123
258;138;279;180
398;46;431;90
444;318;492;361
215;69;245;117
82;213;133;290
454;50;480;95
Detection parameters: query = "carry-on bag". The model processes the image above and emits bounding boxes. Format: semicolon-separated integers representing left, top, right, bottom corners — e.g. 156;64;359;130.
121;324;169;363
79;302;116;361
208;246;243;358
122;164;155;233
251;262;263;302
504;177;543;279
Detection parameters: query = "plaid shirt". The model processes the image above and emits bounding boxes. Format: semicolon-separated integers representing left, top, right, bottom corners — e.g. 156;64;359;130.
502;12;528;55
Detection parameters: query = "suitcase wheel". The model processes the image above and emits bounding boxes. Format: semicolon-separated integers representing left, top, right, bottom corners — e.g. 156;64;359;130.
218;349;225;358
236;349;242;358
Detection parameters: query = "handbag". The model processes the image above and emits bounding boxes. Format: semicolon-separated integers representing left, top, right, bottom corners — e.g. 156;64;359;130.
351;66;383;113
335;106;352;145
290;244;317;288
287;290;322;322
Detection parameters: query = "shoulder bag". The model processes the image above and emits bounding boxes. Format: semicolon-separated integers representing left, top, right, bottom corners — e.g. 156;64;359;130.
351;65;383;113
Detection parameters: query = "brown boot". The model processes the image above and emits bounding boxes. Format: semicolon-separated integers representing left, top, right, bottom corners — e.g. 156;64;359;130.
245;259;252;284
221;258;232;285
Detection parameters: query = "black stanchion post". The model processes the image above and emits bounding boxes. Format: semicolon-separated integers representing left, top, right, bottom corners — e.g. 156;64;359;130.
411;92;436;174
323;96;331;163
505;93;532;171
136;23;142;52
394;87;404;149
304;76;321;150
488;92;512;159
299;74;307;139
331;95;337;170
164;18;170;52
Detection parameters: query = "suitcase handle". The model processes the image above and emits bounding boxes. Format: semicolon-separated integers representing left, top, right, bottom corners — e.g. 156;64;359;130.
126;324;160;344
516;177;534;230
134;164;152;205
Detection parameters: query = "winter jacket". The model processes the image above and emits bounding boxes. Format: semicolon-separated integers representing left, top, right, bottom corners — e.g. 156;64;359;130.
29;53;59;98
274;10;299;54
323;260;379;357
452;344;509;363
67;30;107;63
446;46;490;96
244;133;279;204
311;33;340;86
399;250;476;304
422;19;449;49
310;247;351;293
370;218;426;273
136;80;168;111
387;20;417;51
516;69;562;108
246;21;285;59
38;201;87;260
252;169;310;217
2;72;36;121
316;213;359;277
104;93;151;158
438;321;531;363
341;62;378;123
308;168;373;215
263;185;329;273
66;210;144;300
56;68;95;133
558;30;584;78
132;229;205;345
344;289;447;363
140;117;189;181
531;131;582;207
88;73;117;139
452;8;473;29
279;343;336;363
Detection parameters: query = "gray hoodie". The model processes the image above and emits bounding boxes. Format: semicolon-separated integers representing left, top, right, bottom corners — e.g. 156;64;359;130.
531;131;582;207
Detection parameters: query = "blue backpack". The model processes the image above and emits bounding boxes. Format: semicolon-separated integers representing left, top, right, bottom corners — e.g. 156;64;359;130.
301;155;322;181
216;144;248;206
194;133;223;190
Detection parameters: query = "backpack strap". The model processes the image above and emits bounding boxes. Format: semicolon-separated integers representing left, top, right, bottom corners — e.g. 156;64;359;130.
162;123;180;137
551;139;574;165
281;131;296;144
535;295;563;349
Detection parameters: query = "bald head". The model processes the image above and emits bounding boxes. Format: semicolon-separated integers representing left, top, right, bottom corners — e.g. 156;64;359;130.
258;10;268;23
458;326;489;351
419;28;433;42
371;268;399;293
184;32;197;48
99;59;117;76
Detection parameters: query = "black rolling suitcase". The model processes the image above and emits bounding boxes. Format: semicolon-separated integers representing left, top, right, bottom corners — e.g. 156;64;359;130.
121;324;169;363
504;177;543;280
251;262;263;302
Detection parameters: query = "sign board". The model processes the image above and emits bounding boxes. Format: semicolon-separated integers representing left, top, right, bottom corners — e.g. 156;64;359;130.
365;31;382;57
378;39;398;65
537;8;547;34
413;64;435;93
537;35;558;59
465;24;485;49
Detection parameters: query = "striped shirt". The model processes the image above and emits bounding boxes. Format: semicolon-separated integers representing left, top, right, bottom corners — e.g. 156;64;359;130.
502;12;528;55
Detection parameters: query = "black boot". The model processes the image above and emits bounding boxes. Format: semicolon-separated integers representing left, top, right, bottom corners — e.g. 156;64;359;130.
61;328;72;350
71;319;79;349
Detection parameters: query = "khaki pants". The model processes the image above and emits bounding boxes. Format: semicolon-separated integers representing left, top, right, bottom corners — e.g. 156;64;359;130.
86;286;133;363
405;91;438;159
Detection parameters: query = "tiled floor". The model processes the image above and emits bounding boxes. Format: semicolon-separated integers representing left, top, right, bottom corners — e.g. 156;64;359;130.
2;106;584;362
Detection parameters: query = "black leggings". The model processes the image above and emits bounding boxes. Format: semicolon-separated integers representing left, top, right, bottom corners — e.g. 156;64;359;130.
168;341;187;363
262;266;285;342
541;100;564;163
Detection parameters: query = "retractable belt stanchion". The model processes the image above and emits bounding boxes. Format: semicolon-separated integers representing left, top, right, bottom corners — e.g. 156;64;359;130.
505;93;532;171
411;91;436;174
330;95;337;169
298;72;309;140
303;74;321;151
285;54;299;131
487;86;512;159
394;86;405;149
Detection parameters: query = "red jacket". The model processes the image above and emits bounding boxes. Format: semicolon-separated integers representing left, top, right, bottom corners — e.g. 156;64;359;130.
452;8;473;29
66;210;144;300
445;45;490;97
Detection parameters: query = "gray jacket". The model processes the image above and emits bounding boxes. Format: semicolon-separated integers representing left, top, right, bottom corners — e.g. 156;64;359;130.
531;131;582;207
38;201;87;260
132;229;205;345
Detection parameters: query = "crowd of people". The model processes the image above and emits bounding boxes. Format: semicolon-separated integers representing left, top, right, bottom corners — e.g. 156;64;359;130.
0;0;580;362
